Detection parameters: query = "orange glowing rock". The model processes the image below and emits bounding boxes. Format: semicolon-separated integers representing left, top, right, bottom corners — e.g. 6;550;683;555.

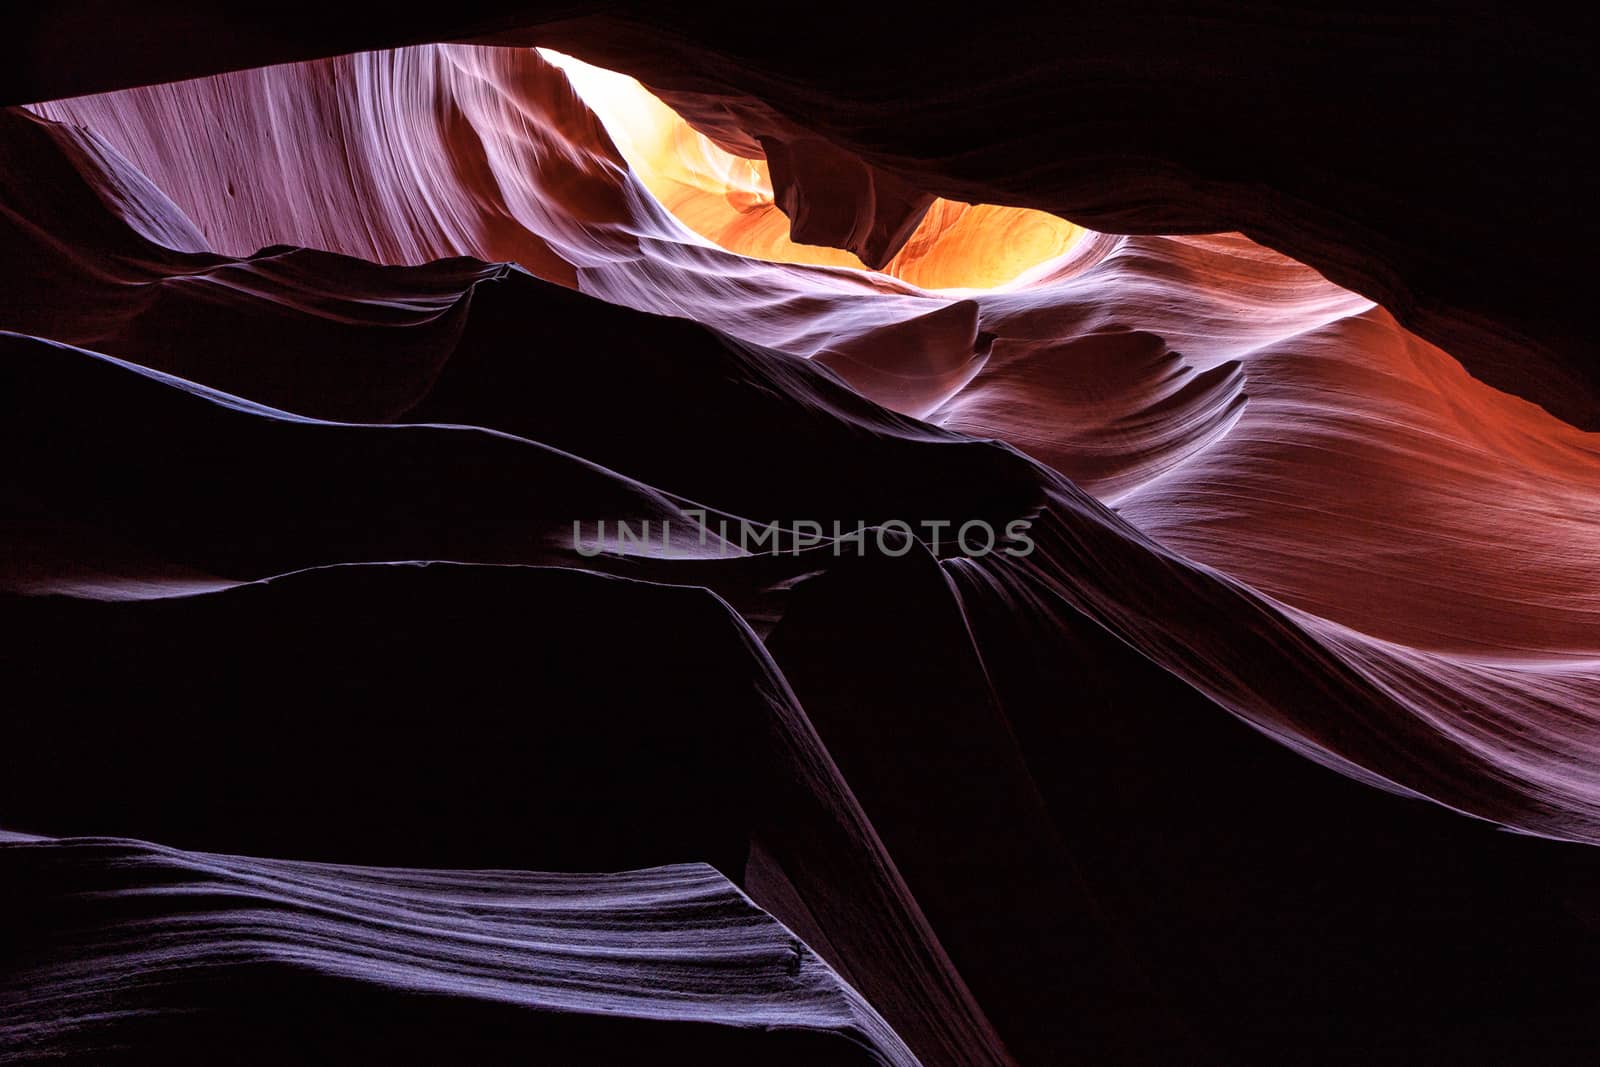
540;49;1084;291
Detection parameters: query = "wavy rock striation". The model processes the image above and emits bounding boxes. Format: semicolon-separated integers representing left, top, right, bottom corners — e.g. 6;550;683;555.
0;832;917;1064
4;29;1600;1066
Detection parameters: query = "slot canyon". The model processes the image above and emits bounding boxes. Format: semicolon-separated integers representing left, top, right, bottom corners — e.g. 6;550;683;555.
3;6;1598;1065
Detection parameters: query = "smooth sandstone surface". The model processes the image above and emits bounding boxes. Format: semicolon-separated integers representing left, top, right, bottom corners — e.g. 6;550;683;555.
4;26;1599;1066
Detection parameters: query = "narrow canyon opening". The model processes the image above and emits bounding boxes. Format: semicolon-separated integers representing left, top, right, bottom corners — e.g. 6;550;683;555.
539;48;1087;291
